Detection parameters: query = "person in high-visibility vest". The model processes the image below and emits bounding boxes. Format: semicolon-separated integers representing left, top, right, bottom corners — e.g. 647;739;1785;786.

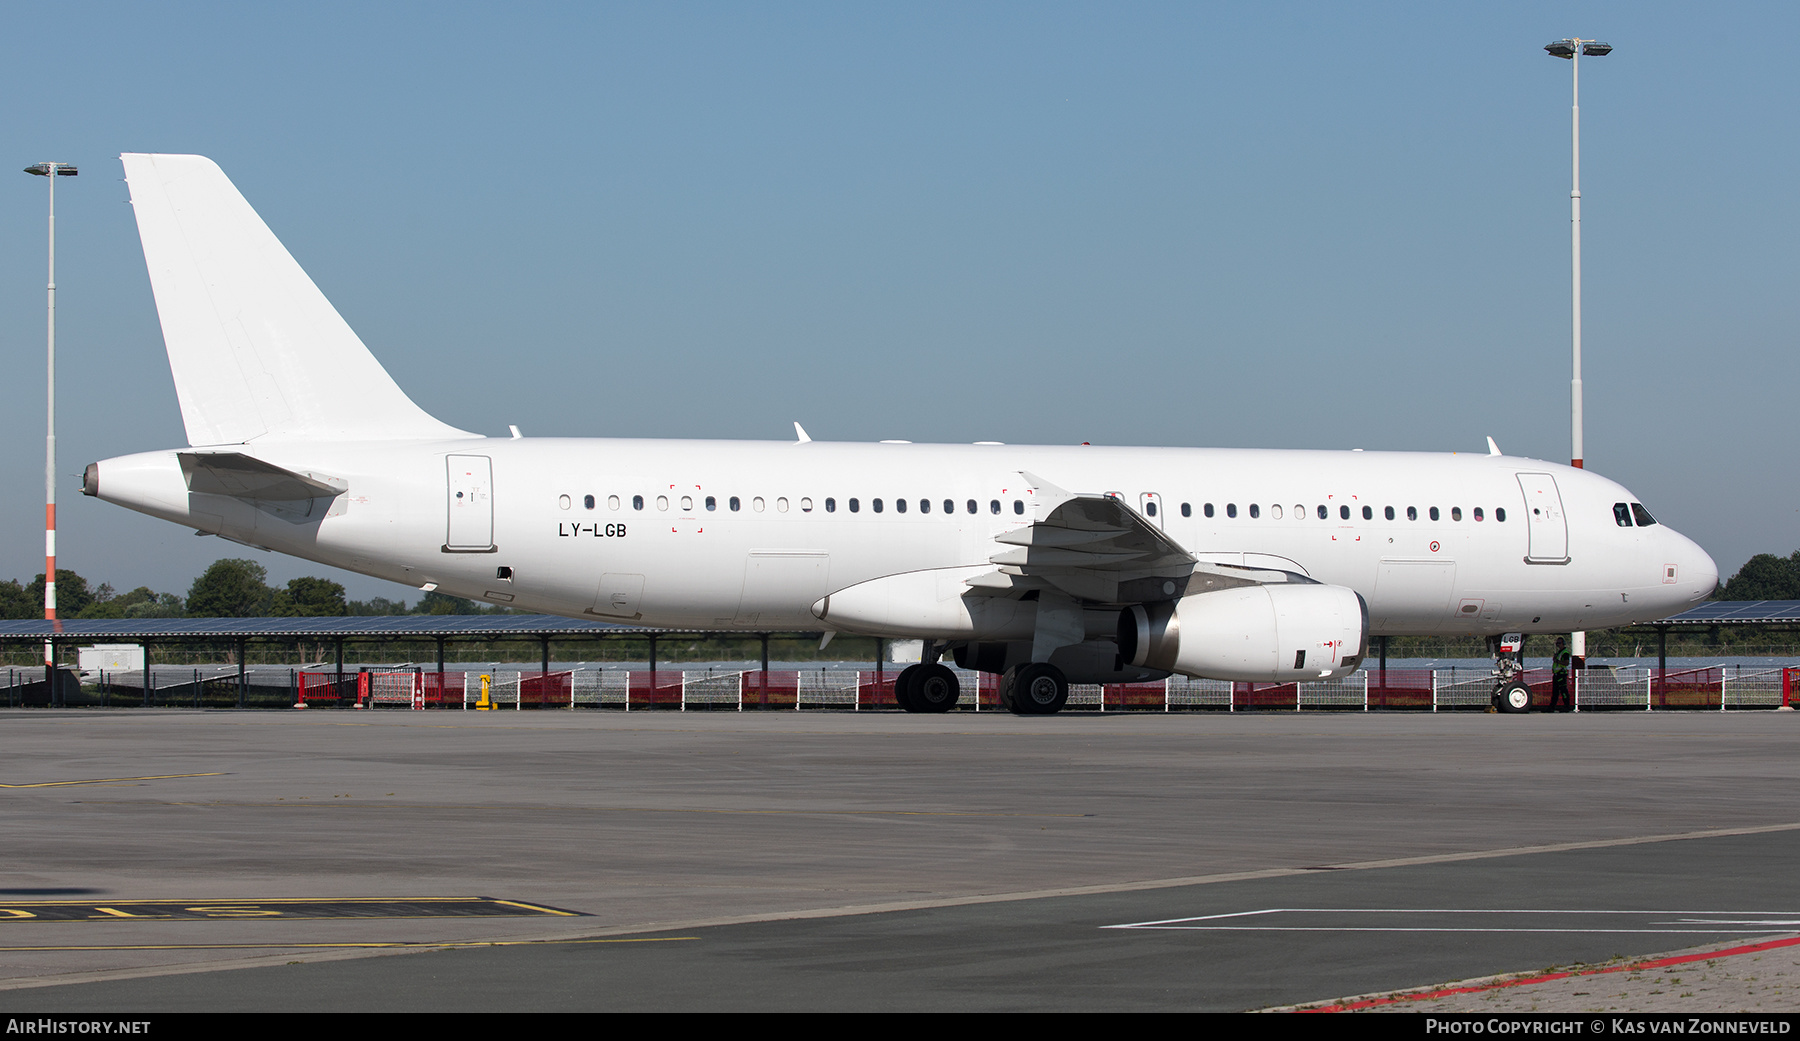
1551;637;1573;712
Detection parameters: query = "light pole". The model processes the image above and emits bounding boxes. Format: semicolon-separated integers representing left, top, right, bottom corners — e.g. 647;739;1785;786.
25;161;76;691
1544;39;1610;666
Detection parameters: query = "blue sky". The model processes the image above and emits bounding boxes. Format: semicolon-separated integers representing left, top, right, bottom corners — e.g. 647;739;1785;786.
2;2;1794;603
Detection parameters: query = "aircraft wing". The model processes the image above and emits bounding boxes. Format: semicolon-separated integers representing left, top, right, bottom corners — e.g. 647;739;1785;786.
966;472;1312;605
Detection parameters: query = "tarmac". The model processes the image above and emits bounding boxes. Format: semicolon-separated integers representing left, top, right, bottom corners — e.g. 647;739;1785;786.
0;707;1795;1012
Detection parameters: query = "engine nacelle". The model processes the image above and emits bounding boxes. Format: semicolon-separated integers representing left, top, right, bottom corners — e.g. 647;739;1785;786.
1119;584;1367;682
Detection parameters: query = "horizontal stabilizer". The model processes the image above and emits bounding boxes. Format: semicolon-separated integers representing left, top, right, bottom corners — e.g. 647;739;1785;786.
122;153;474;445
179;452;345;502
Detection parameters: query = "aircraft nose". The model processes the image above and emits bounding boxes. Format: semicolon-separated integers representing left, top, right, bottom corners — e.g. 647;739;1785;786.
1674;533;1718;603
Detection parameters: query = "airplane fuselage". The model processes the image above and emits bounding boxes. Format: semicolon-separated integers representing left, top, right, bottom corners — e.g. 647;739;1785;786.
90;437;1717;637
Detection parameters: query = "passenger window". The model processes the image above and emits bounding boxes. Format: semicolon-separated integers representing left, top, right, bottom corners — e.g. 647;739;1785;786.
608;495;620;511
801;497;813;513
1292;504;1303;519
559;494;571;510
825;497;836;513
1474;507;1485;521
1613;503;1633;527
1013;500;1024;515
944;500;954;515
1495;508;1505;522
777;497;789;513
680;495;693;511
729;496;741;512
705;496;716;511
1340;505;1350;520
966;500;977;514
1406;506;1417;521
873;498;883;513
990;500;1001;515
895;498;906;514
849;498;860;513
1361;506;1372;520
1204;503;1215;518
753;497;765;512
1181;503;1191;518
1429;507;1439;521
1451;506;1462;521
1226;503;1237;518
1384;506;1394;520
1248;504;1258;519
1271;504;1283;519
1147;501;1158;517
656;495;669;511
1317;505;1327;520
633;495;644;511
584;494;595;510
918;499;929;514
1631;503;1658;527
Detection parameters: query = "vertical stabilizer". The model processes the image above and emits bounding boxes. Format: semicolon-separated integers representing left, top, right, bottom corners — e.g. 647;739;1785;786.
121;153;473;445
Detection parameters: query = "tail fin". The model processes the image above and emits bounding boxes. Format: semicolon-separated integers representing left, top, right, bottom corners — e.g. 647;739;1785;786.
121;153;473;445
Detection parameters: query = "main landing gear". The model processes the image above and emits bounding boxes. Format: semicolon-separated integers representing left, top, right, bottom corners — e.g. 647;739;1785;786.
893;662;960;713
1001;662;1068;716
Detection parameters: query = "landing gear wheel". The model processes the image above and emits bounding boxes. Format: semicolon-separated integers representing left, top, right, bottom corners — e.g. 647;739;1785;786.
893;664;922;712
912;663;960;713
1002;662;1069;716
1497;681;1532;714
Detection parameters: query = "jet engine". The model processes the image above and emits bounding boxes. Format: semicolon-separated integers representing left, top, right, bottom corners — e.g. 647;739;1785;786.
1118;584;1367;682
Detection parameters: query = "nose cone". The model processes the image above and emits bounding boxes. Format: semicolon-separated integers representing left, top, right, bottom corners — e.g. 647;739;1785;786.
1666;530;1718;606
1687;538;1720;603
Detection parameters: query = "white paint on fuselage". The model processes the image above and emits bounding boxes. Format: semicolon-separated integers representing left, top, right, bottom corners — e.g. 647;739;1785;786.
93;437;1718;638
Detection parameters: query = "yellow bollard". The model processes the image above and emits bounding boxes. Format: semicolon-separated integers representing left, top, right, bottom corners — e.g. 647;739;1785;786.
477;674;492;711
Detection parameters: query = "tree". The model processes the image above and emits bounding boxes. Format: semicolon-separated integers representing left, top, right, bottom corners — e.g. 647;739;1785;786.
415;591;482;615
26;570;93;617
274;576;347;617
0;580;35;620
1718;551;1800;601
186;559;274;617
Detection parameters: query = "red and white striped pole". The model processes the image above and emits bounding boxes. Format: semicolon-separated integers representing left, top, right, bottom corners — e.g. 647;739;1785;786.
25;162;77;678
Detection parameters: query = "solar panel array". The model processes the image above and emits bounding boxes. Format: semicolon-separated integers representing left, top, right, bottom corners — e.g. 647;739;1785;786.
0;615;670;640
1648;601;1800;626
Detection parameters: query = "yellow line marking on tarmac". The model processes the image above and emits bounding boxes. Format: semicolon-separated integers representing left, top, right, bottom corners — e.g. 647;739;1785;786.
0;772;224;788
489;900;579;916
69;801;1088;818
0;937;695;953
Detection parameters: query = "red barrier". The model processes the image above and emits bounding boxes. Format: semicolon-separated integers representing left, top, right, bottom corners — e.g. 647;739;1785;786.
1103;682;1169;711
1234;682;1298;710
420;671;465;708
628;672;683;709
1654;666;1723;709
860;672;899;710
742;671;798;709
297;672;356;707
1367;669;1434;709
520;671;573;708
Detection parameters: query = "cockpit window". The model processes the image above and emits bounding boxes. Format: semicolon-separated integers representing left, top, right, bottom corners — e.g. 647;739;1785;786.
1613;503;1632;527
1631;503;1657;527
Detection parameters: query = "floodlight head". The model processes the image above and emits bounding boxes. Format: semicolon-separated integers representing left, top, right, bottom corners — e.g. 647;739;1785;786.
24;164;51;176
23;163;76;176
1545;40;1576;59
1581;42;1613;57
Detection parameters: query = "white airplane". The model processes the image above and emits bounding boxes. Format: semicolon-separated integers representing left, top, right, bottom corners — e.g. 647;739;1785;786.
85;154;1718;714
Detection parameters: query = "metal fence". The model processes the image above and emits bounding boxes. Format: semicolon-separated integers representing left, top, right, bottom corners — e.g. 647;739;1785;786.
11;664;1796;712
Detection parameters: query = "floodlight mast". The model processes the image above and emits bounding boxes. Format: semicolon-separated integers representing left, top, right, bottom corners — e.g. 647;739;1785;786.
1544;39;1610;665
24;161;76;678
